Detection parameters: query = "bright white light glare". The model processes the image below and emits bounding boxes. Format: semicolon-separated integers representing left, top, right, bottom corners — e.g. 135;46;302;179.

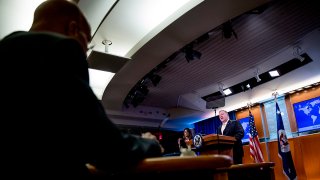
0;0;46;39
89;69;115;100
223;88;232;95
269;70;279;77
139;0;192;29
100;0;202;56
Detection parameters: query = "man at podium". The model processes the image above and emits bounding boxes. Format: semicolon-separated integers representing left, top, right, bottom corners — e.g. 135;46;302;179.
217;110;244;164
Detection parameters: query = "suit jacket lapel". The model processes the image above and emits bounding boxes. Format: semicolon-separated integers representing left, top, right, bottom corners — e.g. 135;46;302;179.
223;120;232;135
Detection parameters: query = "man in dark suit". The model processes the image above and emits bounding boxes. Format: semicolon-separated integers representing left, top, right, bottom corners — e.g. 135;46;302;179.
0;1;162;179
217;110;244;164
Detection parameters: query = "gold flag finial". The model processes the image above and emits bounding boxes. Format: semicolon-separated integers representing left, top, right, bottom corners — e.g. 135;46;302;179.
247;102;252;111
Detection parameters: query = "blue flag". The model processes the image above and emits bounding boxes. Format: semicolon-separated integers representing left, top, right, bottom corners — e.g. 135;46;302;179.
276;102;297;180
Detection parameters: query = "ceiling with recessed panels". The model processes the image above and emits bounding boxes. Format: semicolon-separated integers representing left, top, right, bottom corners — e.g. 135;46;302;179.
1;0;319;131
88;0;319;130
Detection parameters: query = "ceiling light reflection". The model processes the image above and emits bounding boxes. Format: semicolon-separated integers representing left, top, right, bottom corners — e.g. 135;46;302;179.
89;69;115;100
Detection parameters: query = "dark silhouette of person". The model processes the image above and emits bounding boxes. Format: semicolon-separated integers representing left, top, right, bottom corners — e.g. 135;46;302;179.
0;1;163;179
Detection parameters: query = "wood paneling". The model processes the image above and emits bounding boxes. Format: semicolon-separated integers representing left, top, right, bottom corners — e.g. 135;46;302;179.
297;133;320;179
235;84;320;179
260;104;270;138
289;85;320;104
234;134;320;180
267;140;288;180
243;142;269;164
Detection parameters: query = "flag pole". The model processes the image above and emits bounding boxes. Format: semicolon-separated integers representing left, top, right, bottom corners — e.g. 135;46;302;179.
274;91;297;179
259;103;270;162
247;102;254;163
272;91;278;103
247;102;252;111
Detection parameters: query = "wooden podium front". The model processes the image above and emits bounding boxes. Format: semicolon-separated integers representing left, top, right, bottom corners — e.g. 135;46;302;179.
196;134;236;157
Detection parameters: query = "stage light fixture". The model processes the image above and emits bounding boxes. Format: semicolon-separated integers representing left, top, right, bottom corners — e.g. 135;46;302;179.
137;85;149;96
255;75;261;82
184;46;202;62
150;74;162;86
254;68;262;82
292;45;305;62
222;20;237;39
217;83;232;96
131;94;145;107
102;39;112;53
129;87;148;107
218;82;225;95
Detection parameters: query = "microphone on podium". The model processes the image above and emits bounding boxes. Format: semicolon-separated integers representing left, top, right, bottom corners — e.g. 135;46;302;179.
213;108;221;154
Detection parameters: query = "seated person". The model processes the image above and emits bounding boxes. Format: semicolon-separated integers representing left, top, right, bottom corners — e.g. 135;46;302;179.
178;128;194;149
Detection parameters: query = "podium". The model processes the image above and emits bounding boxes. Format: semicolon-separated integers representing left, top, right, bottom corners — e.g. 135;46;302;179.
196;134;236;157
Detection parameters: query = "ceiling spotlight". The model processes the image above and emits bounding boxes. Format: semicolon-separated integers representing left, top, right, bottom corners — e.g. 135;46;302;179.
137;85;149;96
102;39;112;53
246;84;251;89
150;74;162;86
254;68;261;82
218;82;225;95
255;75;261;82
184;45;202;62
102;39;112;45
217;83;232;96
241;85;245;91
292;45;305;62
222;20;237;39
131;93;145;107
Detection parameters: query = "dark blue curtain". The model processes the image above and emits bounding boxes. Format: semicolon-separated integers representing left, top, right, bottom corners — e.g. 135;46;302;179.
194;110;236;135
229;111;236;121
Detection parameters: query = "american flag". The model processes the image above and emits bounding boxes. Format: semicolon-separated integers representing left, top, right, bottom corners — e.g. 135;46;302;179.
249;110;264;163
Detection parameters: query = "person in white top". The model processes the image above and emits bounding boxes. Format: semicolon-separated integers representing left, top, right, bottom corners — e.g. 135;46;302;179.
218;110;244;164
178;128;194;149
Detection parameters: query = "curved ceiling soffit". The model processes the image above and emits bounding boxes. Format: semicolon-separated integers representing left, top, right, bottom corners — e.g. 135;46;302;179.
102;0;271;112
